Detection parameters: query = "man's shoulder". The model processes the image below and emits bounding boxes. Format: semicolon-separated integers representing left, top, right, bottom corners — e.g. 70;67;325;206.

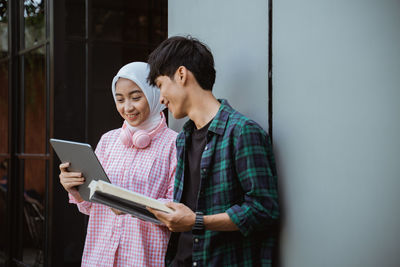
226;108;251;125
218;100;266;131
225;108;267;137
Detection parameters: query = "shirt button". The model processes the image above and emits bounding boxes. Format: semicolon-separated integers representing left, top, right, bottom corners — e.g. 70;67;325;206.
193;262;197;266
194;238;199;243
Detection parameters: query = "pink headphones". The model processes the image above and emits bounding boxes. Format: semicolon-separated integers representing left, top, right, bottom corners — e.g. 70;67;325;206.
119;113;165;149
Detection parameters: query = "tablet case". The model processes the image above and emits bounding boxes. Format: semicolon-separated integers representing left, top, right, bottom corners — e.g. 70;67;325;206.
50;138;111;201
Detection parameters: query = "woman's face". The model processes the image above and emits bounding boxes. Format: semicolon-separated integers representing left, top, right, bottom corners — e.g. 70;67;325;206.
115;78;150;127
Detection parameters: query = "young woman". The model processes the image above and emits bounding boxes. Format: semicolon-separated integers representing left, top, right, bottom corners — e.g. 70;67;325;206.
59;62;177;266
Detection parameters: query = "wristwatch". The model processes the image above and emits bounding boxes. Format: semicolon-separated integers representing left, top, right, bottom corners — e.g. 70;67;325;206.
192;211;205;232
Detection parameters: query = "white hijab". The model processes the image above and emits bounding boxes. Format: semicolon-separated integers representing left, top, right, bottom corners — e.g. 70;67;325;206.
111;62;165;132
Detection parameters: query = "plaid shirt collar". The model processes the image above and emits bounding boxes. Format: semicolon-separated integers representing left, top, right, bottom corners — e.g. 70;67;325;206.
182;99;232;136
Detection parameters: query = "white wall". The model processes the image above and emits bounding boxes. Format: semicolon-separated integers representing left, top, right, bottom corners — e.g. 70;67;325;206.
168;0;269;131
274;0;400;266
168;0;400;266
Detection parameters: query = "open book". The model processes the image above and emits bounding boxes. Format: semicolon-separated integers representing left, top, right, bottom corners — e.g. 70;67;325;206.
88;180;173;225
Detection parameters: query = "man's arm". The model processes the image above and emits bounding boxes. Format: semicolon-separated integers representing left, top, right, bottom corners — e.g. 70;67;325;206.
204;212;238;231
225;121;279;236
148;202;238;232
148;121;279;234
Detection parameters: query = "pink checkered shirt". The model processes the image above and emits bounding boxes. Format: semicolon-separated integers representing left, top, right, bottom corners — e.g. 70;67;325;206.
69;121;177;267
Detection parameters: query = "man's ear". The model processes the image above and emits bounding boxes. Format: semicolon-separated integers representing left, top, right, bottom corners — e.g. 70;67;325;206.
175;66;188;85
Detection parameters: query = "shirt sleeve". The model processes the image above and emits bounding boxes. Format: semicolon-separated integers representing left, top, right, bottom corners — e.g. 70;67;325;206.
69;193;92;215
225;121;280;237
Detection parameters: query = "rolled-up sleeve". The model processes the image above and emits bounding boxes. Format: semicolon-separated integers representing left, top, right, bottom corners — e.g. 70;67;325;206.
226;122;279;237
69;193;92;215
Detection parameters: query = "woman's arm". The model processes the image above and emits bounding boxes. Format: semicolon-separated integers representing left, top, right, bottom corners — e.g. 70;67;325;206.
59;162;93;215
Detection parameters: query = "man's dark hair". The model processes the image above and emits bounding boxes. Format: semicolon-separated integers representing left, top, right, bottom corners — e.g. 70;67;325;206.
147;36;216;91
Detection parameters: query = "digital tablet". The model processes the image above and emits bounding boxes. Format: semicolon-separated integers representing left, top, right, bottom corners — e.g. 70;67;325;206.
50;138;111;201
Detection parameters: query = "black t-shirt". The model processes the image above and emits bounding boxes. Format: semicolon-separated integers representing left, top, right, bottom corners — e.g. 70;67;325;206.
172;120;211;267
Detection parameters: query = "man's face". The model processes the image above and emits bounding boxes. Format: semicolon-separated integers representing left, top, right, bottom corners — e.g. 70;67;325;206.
155;74;188;119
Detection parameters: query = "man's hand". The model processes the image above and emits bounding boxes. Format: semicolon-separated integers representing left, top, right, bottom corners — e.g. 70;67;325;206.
147;202;196;232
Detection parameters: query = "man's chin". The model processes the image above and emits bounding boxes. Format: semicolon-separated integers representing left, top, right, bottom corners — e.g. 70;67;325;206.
168;106;187;119
171;112;186;120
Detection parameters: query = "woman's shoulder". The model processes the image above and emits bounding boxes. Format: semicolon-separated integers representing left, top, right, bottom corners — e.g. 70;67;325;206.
103;127;121;136
161;127;178;144
97;128;121;147
101;128;121;139
152;126;177;148
162;127;178;139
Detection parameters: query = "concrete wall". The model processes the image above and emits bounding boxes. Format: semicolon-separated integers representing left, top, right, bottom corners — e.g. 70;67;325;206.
274;0;400;266
168;0;269;131
168;0;400;266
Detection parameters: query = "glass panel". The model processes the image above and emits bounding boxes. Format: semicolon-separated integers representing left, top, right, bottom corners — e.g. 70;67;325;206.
22;159;45;266
0;0;8;58
0;158;8;265
65;0;85;38
152;0;168;44
24;46;46;154
0;61;8;153
54;42;86;141
24;0;45;48
92;0;156;43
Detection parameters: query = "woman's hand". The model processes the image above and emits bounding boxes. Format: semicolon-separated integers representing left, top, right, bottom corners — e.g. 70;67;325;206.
59;162;85;202
110;208;126;215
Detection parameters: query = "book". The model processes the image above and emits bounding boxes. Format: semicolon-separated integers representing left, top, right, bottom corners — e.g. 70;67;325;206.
88;180;173;225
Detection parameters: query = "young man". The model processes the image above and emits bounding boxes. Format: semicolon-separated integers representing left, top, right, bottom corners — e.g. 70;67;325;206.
147;36;279;267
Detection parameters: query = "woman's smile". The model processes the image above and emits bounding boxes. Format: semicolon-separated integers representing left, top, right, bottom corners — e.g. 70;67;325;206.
115;78;150;127
126;113;139;121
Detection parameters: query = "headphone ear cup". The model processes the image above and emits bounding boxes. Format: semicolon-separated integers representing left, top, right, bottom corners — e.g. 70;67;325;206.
120;126;133;147
132;130;151;149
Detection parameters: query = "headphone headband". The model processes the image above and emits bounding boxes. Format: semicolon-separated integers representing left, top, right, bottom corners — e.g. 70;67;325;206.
120;112;166;149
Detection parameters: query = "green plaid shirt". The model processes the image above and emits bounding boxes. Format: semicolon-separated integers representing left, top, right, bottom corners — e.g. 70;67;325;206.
166;100;280;267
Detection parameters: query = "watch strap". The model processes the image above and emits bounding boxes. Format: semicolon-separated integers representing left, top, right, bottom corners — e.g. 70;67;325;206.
193;211;205;232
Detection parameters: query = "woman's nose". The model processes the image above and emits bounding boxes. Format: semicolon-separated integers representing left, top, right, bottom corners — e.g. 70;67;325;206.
125;100;135;111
